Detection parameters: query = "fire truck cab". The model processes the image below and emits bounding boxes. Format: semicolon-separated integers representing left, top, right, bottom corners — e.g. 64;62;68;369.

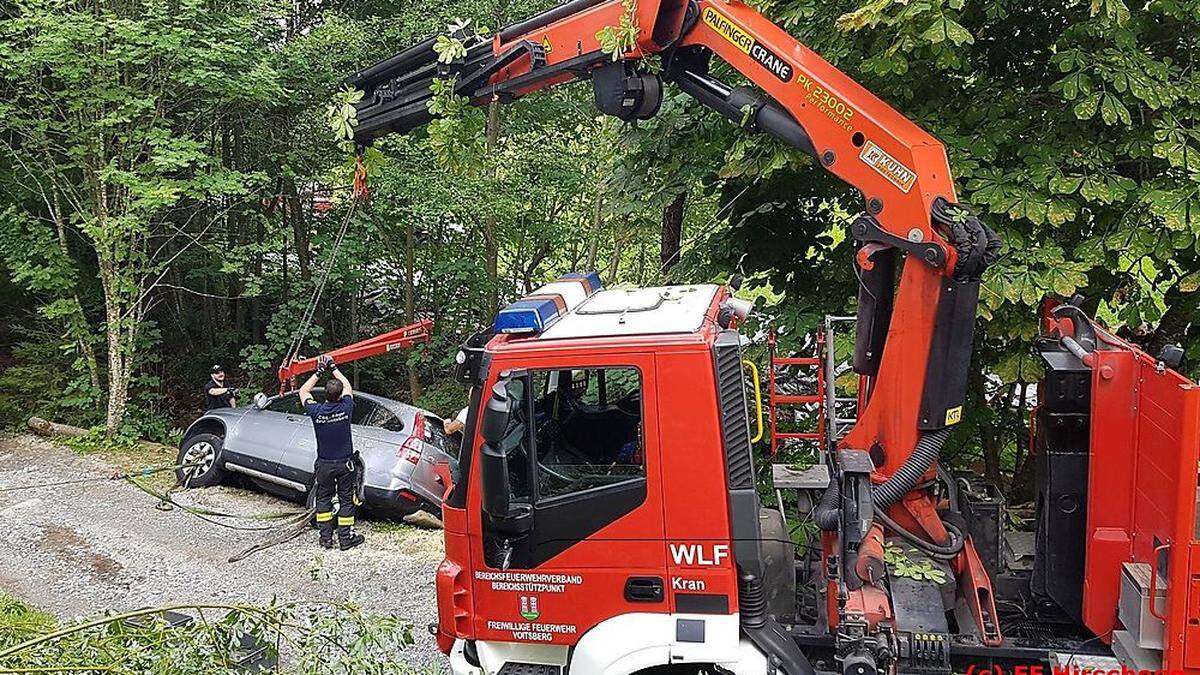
437;275;794;674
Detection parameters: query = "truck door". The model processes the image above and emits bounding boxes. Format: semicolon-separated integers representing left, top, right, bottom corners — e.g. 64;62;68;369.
471;354;667;646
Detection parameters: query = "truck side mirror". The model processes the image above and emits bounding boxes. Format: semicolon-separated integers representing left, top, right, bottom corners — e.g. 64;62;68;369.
479;377;531;536
480;385;510;520
479;380;511;443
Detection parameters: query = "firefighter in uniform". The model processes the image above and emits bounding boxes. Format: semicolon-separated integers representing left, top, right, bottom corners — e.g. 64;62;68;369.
203;365;238;410
299;355;365;550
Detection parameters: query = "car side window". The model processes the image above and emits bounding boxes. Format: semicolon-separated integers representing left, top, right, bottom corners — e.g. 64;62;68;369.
265;393;304;415
350;398;376;426
364;405;405;432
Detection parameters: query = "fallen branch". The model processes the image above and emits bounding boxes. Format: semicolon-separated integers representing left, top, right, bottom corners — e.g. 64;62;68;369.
25;417;87;439
26;417;173;453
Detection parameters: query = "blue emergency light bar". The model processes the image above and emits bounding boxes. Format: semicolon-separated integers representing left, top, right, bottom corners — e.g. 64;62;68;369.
558;271;602;294
495;297;564;334
493;272;603;335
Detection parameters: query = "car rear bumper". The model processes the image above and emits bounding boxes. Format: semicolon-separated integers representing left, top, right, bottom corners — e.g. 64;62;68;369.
363;485;436;518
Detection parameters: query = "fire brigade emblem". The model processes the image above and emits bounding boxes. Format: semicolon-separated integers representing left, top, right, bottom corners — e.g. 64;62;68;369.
519;595;540;621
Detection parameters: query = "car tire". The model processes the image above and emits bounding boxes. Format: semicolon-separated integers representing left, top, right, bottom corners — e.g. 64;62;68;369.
176;433;226;488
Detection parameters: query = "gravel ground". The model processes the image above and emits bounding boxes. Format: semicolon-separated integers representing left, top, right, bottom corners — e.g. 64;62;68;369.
0;432;446;670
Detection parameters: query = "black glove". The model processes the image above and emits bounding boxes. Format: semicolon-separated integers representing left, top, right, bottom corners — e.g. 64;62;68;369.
229;388;240;399
317;355;336;372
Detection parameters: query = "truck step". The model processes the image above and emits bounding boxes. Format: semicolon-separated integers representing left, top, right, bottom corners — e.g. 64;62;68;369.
497;664;562;675
1112;630;1163;672
1050;651;1122;672
1118;562;1166;650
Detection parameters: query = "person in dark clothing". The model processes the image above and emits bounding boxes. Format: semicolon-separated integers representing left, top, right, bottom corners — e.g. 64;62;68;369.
300;355;365;551
203;365;238;410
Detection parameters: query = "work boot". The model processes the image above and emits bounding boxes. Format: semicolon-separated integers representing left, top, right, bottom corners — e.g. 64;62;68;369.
338;528;365;551
316;509;336;547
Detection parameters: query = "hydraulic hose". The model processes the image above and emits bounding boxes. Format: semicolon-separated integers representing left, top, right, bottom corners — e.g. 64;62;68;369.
813;477;842;532
872;427;950;508
874;509;964;560
813;427;952;531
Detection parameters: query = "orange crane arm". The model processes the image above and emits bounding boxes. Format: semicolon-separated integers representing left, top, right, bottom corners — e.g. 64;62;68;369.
348;0;999;459
347;0;1002;644
277;318;433;392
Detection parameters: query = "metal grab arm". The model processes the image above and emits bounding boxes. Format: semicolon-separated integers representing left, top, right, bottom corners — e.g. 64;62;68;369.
277;318;433;391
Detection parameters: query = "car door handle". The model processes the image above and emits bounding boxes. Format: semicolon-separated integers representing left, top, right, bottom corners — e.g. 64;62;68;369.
624;577;664;603
286;416;301;423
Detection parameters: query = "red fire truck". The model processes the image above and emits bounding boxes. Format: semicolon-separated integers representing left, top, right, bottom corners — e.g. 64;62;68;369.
344;1;1200;673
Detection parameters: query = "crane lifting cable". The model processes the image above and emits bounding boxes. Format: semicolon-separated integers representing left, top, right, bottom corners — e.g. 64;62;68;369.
278;154;370;375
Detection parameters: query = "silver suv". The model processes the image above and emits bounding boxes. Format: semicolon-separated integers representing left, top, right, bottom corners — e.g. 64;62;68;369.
177;389;459;518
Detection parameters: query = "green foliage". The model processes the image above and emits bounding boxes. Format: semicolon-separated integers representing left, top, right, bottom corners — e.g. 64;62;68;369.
0;599;417;674
0;0;1197;506
61;427;144;456
884;543;949;584
328;86;365;142
718;0;1200;488
0;341;101;430
415;378;469;420
0;593;56;648
596;0;640;60
0;0;283;434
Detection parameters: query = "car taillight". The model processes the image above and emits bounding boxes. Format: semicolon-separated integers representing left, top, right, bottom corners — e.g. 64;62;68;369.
398;435;422;464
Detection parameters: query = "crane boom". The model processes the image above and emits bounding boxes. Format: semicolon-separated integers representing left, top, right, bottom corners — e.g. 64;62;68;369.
347;0;1005;661
277;318;432;392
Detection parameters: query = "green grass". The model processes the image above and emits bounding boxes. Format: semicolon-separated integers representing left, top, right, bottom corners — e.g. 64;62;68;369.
0;593;56;649
57;428;181;492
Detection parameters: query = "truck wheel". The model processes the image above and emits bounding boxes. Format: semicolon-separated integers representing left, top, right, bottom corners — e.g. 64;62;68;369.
176;434;226;487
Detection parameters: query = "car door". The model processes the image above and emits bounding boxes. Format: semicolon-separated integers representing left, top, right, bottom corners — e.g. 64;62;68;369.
350;397;392;459
282;395;385;487
229;392;305;476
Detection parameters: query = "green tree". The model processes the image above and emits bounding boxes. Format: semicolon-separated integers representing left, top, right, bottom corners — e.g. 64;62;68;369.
0;0;281;435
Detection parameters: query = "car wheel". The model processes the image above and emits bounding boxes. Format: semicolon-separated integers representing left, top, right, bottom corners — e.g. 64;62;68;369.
176;433;226;487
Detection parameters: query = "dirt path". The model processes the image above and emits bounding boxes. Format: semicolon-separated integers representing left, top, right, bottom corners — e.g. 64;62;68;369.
0;432;446;670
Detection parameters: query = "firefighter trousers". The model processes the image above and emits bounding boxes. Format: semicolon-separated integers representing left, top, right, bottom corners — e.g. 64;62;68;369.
314;456;360;545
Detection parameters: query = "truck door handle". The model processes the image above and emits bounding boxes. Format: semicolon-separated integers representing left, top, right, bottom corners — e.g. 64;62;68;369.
624;577;664;603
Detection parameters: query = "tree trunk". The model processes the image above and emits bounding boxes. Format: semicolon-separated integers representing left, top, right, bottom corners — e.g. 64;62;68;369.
970;364;1004;487
350;285;360;389
483;98;501;314
586;188;604;272
405;218;423;401
607;237;623;281
251;215;265;342
284;176;311;284
49;189;102;393
660;191;686;273
99;259;130;437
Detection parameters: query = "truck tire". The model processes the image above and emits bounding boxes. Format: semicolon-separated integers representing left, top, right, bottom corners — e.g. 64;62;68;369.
176;433;226;487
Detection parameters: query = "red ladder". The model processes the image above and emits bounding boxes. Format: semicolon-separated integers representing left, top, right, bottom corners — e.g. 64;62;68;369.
767;332;827;458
